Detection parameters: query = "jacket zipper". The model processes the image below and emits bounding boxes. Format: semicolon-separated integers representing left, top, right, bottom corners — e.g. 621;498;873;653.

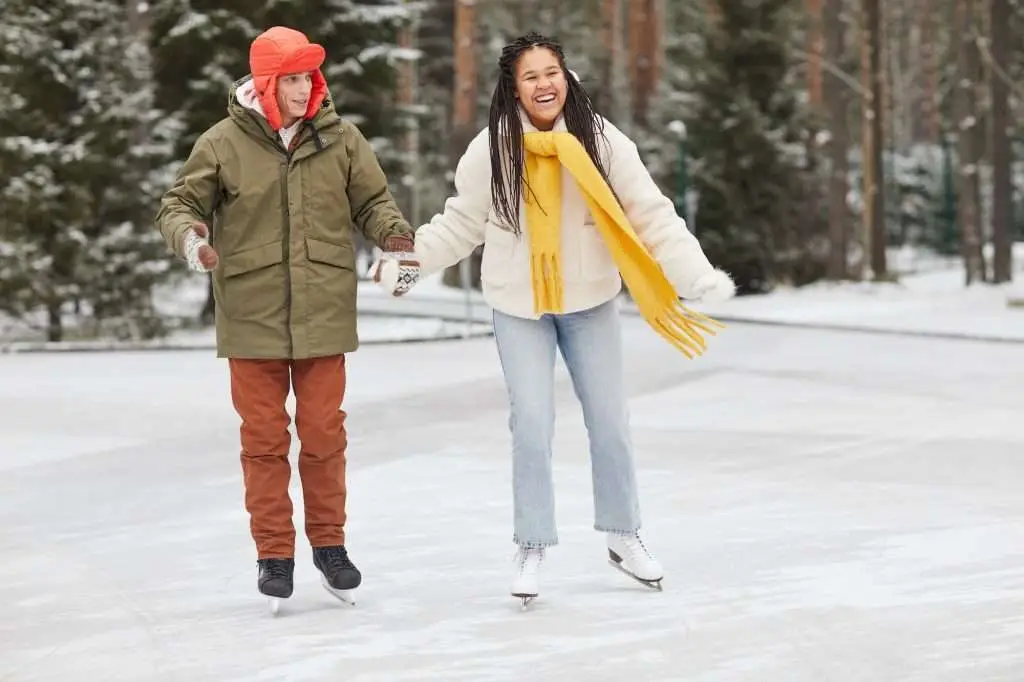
280;123;325;281
282;150;292;351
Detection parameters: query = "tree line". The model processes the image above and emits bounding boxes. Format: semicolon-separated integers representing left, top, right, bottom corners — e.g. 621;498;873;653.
0;0;1019;342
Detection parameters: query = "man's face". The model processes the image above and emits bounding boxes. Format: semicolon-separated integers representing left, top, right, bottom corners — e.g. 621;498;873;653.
276;71;313;124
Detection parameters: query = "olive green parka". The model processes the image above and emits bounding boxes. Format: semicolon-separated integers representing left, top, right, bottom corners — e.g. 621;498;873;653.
156;76;413;359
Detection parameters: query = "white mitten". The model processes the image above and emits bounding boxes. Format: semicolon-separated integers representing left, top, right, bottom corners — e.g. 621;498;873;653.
370;235;419;296
687;268;736;303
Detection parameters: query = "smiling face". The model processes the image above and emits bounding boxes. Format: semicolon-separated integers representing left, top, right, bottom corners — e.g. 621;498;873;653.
276;71;313;127
513;46;567;131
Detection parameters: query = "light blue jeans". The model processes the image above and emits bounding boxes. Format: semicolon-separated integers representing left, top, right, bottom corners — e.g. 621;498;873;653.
492;298;642;548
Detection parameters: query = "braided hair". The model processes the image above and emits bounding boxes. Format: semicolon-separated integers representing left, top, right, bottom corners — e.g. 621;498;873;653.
488;32;611;236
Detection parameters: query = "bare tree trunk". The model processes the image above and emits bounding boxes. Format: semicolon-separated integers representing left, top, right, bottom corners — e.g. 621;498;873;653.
627;0;648;125
990;0;1012;283
627;0;661;127
807;0;823;110
706;0;720;22
648;0;665;95
954;0;986;284
125;1;149;38
42;228;64;342
883;0;913;153
917;0;940;144
601;0;630;127
397;2;420;226
47;302;62;343
443;0;481;289
972;1;989;256
450;0;477;186
824;0;849;279
861;0;887;279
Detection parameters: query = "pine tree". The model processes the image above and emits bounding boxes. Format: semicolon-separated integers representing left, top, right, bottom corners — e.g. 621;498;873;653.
633;1;701;199
683;1;826;293
149;0;258;161
151;0;410;182
149;0;411;318
306;0;411;171
405;0;454;222
0;0;175;342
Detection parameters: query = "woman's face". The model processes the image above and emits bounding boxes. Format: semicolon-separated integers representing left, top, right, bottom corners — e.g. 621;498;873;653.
514;47;567;131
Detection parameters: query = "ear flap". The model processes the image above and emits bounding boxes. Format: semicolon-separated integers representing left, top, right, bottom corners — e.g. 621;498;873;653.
255;74;284;131
305;68;328;120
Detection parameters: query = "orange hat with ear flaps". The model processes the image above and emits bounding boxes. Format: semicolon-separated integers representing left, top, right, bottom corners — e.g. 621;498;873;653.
249;26;328;131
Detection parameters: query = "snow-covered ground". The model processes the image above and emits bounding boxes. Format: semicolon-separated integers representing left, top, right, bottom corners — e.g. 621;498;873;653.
358;252;1024;343
1;308;1022;680
0;274;491;351
694;267;1024;342
7;247;1024;349
0;315;491;353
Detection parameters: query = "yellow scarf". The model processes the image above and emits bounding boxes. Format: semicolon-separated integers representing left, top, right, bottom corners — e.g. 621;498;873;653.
522;131;724;358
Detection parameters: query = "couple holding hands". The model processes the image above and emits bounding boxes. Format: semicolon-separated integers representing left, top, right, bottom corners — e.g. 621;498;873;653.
156;26;734;611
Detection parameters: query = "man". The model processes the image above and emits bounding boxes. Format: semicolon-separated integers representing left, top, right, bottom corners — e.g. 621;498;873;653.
155;26;419;610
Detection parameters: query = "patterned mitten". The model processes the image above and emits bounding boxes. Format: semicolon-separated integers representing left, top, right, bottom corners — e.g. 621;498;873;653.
183;224;219;272
371;235;419;296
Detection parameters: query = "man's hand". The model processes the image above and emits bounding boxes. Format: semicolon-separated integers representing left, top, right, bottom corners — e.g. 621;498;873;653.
184;222;219;272
369;235;419;296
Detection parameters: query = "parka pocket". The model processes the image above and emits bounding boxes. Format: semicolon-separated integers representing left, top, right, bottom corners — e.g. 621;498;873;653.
304;236;357;311
305;237;353;270
219;242;286;321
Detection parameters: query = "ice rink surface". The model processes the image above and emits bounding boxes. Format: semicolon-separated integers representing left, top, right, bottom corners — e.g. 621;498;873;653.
2;314;1022;681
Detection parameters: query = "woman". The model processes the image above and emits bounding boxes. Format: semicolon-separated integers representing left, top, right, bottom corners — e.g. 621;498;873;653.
372;32;734;604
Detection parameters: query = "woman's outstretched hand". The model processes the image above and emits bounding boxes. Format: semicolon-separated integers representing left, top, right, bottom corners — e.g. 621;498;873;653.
686;268;735;303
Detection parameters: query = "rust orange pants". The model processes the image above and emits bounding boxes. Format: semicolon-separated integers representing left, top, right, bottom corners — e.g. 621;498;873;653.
228;355;348;559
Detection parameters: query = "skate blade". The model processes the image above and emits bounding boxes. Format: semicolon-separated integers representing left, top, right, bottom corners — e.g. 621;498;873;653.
608;559;664;591
512;593;537;610
268;597;282;615
320;574;357;606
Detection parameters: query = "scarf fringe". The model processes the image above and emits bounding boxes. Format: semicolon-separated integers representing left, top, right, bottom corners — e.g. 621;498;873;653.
646;300;726;359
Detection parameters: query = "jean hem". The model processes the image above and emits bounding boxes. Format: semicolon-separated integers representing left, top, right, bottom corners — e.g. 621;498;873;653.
595;524;641;535
513;535;558;549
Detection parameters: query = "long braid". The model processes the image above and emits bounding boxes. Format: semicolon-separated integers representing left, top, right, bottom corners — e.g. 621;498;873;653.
488;32;613;236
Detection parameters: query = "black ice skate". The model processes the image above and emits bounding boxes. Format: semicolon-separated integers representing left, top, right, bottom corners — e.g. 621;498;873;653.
257;557;295;615
312;545;360;606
